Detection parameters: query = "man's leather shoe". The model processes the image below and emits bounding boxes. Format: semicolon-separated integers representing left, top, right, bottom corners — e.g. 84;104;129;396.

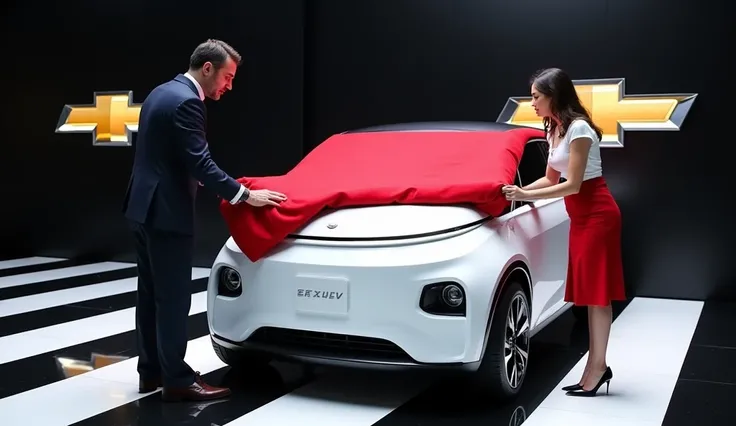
139;377;162;393
161;372;231;402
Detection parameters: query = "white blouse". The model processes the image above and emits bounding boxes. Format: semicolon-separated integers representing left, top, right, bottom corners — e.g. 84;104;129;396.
548;119;602;181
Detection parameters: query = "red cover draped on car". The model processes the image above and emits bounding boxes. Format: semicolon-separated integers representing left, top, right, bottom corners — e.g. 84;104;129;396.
220;127;544;261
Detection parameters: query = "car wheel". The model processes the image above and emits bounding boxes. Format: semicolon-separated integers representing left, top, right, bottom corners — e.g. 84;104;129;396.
211;338;271;368
475;281;530;399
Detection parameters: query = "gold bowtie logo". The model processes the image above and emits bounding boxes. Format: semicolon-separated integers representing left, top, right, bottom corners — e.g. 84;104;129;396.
497;78;697;147
56;91;141;146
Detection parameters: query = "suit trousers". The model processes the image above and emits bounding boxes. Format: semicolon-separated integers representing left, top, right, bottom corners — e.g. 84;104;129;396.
128;220;196;388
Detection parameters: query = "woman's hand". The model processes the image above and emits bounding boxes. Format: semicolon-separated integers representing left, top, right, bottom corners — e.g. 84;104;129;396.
501;184;529;201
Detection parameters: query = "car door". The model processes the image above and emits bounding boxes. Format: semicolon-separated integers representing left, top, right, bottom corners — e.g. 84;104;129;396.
505;139;570;328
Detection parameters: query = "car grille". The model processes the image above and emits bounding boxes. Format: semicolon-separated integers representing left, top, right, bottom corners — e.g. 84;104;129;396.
246;327;413;363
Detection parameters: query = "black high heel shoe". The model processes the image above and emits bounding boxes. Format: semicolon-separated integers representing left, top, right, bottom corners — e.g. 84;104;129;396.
565;367;613;397
561;383;582;391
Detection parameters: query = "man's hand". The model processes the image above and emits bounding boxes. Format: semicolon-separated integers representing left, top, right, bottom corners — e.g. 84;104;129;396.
244;189;287;207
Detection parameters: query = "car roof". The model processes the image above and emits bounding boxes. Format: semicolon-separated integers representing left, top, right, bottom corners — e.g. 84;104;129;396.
341;121;529;134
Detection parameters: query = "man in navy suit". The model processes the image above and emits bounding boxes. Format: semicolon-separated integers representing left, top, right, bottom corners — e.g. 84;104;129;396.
122;39;286;402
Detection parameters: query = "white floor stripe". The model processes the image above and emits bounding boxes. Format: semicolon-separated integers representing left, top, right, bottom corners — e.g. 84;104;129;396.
0;267;211;318
521;297;703;426
0;288;209;365
0;334;227;426
0;256;66;270
225;373;431;426
0;261;133;289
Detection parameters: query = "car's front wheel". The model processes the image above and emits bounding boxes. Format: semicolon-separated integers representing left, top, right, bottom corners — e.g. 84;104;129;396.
474;281;530;399
211;338;272;369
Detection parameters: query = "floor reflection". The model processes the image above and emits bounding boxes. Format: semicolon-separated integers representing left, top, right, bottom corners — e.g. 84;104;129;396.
56;353;130;378
508;406;527;426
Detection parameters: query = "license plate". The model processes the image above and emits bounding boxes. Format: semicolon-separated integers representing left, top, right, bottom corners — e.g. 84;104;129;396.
294;275;349;316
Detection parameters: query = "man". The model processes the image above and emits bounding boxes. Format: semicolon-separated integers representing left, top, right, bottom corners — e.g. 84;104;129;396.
122;39;286;402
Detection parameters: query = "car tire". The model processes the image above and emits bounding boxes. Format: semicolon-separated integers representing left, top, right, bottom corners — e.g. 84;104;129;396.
475;281;530;399
211;338;271;368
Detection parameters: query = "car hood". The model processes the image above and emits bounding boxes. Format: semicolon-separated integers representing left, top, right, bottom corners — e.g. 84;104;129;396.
288;204;489;240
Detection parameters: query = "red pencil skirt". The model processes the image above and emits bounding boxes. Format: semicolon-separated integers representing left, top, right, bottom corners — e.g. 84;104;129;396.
563;176;626;306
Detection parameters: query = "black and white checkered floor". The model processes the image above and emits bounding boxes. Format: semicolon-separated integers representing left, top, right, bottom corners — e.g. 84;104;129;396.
0;256;732;425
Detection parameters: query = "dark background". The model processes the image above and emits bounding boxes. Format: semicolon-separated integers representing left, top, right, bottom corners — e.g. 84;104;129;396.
1;0;733;301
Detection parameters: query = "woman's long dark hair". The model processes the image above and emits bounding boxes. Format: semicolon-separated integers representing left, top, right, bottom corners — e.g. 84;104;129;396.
530;68;603;140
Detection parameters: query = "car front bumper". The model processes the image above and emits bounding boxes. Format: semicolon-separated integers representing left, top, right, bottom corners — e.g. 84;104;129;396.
207;230;505;369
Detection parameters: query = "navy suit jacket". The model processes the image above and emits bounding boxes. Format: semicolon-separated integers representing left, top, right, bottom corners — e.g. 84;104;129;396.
122;74;242;235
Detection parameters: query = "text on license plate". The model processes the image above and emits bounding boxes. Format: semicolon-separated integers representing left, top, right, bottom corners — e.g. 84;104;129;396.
294;274;349;316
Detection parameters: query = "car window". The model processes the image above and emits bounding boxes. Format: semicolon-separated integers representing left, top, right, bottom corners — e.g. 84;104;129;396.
518;138;549;185
514;138;549;209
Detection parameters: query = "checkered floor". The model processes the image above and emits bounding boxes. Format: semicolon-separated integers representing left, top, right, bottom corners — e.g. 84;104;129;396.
0;256;729;425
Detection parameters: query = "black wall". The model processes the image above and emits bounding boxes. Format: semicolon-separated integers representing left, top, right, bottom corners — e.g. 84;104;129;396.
1;0;734;300
0;0;305;265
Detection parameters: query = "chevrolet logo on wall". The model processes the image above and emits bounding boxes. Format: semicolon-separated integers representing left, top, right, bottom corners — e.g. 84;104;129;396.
56;91;141;146
497;78;697;147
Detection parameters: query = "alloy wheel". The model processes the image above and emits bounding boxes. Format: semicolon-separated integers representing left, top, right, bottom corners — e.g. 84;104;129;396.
503;293;530;388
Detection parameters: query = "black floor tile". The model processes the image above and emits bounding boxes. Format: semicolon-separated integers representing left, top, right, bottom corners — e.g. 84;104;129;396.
679;345;736;385
661;379;736;425
0;305;120;338
0;266;138;300
689;301;736;348
0;258;83;278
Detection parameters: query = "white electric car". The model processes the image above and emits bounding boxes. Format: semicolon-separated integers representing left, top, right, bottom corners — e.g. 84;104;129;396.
207;121;577;399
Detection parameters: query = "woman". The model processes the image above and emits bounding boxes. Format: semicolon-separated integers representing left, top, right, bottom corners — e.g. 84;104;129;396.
502;68;626;397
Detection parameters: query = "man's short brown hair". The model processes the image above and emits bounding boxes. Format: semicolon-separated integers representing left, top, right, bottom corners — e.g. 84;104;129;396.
189;39;242;70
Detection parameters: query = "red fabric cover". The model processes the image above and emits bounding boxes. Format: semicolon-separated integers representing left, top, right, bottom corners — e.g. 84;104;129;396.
220;127;545;261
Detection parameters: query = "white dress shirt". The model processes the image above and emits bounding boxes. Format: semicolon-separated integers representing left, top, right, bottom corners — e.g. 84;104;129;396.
183;72;246;204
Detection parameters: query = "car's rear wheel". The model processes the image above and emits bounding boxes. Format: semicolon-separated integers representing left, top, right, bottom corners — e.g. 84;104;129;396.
474;281;530;399
211;338;271;368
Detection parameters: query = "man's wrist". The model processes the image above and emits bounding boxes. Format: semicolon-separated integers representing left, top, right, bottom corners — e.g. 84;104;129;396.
229;184;249;204
240;187;250;202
